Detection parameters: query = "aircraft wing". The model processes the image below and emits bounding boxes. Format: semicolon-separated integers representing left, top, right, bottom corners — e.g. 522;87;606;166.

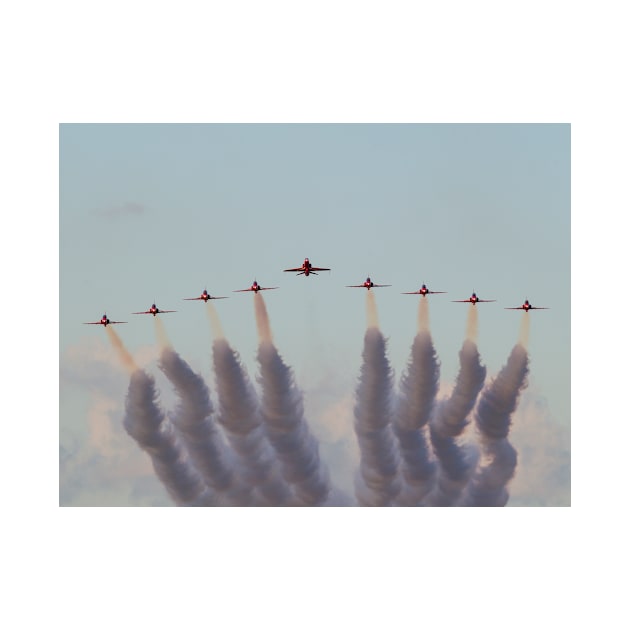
132;311;152;314
346;285;366;288
476;299;496;303
158;309;177;313
84;321;104;325
372;284;391;288
233;288;253;292
259;287;279;291
208;296;228;300
283;267;303;272
428;291;446;294
310;266;330;271
183;297;205;300
452;299;473;303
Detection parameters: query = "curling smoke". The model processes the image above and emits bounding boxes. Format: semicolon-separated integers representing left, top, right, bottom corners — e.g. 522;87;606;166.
353;318;402;506
392;298;439;505
159;346;250;506
426;339;486;506
255;295;331;506
123;369;212;506
212;337;292;506
460;344;529;506
106;327;138;373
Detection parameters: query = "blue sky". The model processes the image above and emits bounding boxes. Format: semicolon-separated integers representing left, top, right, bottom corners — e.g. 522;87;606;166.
60;123;570;506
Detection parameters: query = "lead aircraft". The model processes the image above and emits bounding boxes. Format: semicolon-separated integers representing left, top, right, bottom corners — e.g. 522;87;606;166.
283;257;331;276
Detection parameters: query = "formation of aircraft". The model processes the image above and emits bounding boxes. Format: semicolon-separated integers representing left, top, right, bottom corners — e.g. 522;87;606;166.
505;299;549;312
83;256;552;326
452;292;496;305
233;280;279;293
283;258;330;276
346;276;391;290
183;289;228;302
132;303;177;316
402;284;446;296
83;314;127;327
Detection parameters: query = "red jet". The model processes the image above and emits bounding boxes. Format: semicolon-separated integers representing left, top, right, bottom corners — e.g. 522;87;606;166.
505;299;549;312
402;283;446;296
283;257;331;276
233;280;279;293
83;313;127;327
452;292;496;305
132;303;177;316
183;289;228;302
346;276;391;290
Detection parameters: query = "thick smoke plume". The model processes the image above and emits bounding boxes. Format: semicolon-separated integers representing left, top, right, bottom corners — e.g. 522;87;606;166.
255;295;331;506
353;293;401;506
392;297;439;505
460;343;529;506
159;346;250;506
427;340;486;506
212;337;292;506
123;369;211;506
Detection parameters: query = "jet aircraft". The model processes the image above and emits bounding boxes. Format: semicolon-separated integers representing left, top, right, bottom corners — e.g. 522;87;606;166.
402;283;446;296
452;292;496;304
505;299;549;312
183;289;228;302
132;303;177;316
83;314;127;327
283;257;331;276
233;280;279;293
346;277;391;290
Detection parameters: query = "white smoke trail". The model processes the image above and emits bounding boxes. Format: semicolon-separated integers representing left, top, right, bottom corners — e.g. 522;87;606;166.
353;324;402;506
392;298;439;506
466;304;478;342
206;302;225;339
426;340;486;506
254;295;331;506
459;344;529;506
519;312;530;348
254;293;273;344
158;347;251;506
154;316;172;350
366;290;379;328
212;337;293;506
123;369;213;506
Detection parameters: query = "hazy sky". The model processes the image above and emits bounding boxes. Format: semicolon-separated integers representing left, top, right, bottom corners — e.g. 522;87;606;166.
60;123;570;506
